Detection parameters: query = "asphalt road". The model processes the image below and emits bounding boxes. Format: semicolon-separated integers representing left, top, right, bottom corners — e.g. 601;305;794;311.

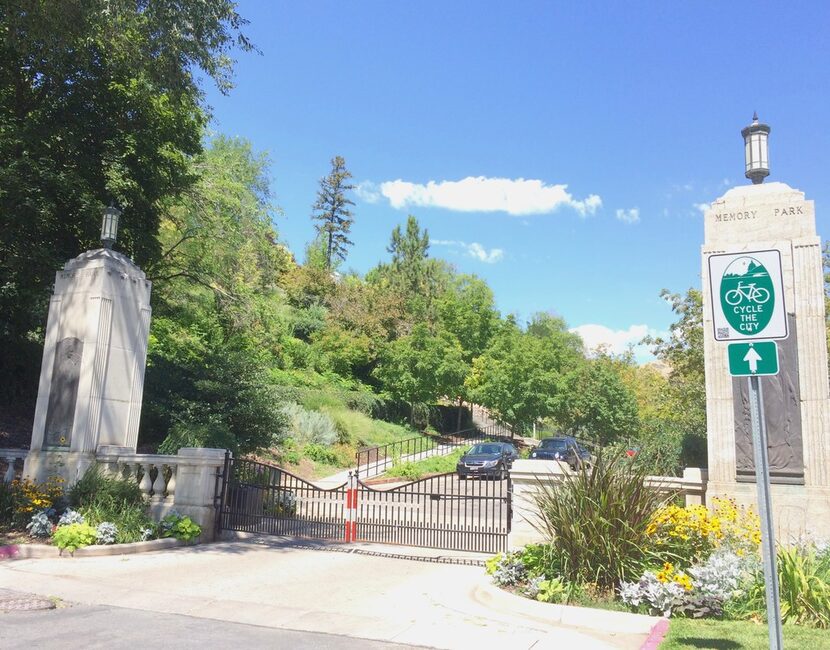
2;600;425;650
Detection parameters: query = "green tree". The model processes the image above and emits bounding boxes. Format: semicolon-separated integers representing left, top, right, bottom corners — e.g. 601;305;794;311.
644;288;707;467
374;323;467;427
141;137;290;453
557;353;640;445
437;275;499;428
374;215;450;325
0;0;254;407
311;155;355;269
467;314;583;430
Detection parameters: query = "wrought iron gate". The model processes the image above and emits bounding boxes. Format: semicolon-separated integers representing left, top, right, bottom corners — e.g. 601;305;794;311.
218;457;347;539
217;457;511;553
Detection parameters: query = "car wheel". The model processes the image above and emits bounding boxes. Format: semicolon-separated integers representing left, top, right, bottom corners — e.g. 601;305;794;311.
458;474;466;481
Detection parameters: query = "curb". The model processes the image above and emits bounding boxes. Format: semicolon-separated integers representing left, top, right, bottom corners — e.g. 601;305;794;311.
473;579;663;636
1;537;194;559
640;617;670;650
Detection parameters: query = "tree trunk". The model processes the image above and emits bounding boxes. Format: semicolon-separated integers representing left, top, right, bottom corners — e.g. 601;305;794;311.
456;397;464;432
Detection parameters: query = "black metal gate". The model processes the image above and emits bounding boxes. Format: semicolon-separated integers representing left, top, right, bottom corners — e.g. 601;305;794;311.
218;457;347;539
355;472;511;553
217;457;511;553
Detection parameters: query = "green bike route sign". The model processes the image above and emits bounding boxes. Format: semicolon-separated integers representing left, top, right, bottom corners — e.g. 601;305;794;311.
727;341;779;376
708;249;788;341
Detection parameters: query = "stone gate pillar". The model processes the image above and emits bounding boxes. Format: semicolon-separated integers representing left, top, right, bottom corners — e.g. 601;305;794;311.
23;248;152;483
702;181;830;541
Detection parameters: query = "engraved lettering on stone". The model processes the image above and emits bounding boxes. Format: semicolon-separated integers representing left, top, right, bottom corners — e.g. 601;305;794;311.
714;210;757;222
44;337;84;448
773;206;804;217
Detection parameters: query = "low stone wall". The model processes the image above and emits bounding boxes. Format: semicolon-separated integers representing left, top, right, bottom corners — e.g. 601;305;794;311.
96;446;227;540
508;460;708;549
2;446;227;542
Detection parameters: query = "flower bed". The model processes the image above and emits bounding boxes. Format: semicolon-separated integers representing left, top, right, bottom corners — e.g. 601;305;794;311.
1;467;202;556
486;453;830;629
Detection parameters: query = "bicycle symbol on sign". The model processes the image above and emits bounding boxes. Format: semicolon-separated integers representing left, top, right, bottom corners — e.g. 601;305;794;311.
724;281;771;306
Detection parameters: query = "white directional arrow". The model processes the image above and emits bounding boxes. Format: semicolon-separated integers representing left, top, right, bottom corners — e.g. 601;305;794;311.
743;345;763;373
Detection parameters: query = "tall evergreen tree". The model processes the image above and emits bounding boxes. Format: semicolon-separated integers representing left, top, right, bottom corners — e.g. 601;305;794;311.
311;156;355;269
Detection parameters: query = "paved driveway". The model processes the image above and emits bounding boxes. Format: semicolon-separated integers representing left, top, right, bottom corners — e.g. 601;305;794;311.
0;537;652;650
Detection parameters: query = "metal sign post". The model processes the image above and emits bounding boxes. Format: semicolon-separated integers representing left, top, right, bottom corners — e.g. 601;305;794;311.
711;246;786;648
747;375;783;650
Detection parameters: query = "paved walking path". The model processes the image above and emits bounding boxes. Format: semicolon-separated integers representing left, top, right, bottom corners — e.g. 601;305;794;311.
0;537;657;650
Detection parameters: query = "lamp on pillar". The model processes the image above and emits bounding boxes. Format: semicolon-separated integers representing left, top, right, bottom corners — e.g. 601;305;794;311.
741;112;771;184
100;205;121;249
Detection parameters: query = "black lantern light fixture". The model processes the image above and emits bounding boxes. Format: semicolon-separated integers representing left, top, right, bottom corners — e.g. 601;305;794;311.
741;112;771;184
101;205;122;249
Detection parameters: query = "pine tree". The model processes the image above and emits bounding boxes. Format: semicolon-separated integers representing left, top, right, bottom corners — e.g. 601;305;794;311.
311;156;355;269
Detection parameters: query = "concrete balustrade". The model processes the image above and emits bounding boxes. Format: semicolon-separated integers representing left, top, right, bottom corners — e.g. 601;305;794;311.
0;449;28;483
2;446;226;541
96;446;226;539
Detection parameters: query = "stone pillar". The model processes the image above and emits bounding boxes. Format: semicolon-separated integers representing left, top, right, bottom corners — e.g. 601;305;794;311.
702;182;830;541
171;448;227;541
507;459;567;549
24;248;152;483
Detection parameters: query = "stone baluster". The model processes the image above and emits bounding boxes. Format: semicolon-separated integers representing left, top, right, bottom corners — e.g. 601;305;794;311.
120;461;136;484
139;463;153;497
3;456;18;483
151;463;167;500
166;464;177;501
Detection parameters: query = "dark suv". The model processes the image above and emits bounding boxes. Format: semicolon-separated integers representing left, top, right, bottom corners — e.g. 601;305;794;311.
529;436;592;470
456;442;519;480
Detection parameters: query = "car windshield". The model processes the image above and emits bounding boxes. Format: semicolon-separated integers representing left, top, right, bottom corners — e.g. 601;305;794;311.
539;439;570;450
469;444;502;455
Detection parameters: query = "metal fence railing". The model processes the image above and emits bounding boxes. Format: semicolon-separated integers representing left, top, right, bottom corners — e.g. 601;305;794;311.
355;423;515;478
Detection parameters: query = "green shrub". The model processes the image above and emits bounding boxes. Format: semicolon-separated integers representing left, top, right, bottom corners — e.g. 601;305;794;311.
531;452;671;589
68;465;145;510
0;480;17;526
159;513;201;541
69;465;154;543
282;403;338;446
385;461;422;481
535;577;567;603
738;545;830;628
53;522;97;553
302;443;340;465
79;500;156;544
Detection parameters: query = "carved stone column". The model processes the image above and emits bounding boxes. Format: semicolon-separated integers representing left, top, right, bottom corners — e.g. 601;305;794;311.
24;249;152;483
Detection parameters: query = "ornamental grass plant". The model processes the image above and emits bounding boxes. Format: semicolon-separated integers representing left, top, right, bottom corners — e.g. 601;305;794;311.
531;452;672;590
732;544;830;628
68;465;155;543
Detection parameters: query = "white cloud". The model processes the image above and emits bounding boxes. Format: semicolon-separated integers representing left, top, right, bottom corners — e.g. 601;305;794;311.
355;181;381;203
694;202;710;215
615;207;640;224
467;242;504;263
360;176;602;217
570;323;664;363
432;239;504;264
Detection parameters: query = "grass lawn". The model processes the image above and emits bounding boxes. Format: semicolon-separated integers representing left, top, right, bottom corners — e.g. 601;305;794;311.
384;446;469;480
661;618;830;649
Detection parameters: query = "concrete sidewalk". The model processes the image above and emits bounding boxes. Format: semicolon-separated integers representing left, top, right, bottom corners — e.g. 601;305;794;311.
0;537;658;650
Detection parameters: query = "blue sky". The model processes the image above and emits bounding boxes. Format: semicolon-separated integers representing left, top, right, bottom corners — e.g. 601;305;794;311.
202;1;830;360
